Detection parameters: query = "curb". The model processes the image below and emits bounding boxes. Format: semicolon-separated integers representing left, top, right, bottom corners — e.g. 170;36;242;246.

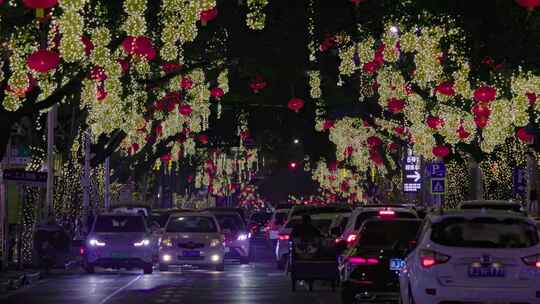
0;271;42;294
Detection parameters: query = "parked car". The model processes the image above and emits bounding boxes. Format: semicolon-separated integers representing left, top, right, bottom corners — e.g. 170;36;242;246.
266;209;290;245
337;206;417;249
339;218;422;304
159;212;225;271
84;213;154;274
210;210;251;264
400;209;540;303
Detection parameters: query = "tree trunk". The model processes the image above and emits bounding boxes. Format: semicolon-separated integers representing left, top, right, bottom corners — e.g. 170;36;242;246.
468;157;484;200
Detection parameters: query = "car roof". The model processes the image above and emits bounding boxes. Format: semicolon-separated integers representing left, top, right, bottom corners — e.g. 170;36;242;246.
362;218;422;225
427;209;533;223
98;213;145;217
169;211;217;217
460;200;521;206
290;212;349;221
111;204;151;210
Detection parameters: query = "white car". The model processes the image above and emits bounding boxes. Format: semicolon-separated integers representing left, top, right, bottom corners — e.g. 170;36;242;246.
211;211;251;264
266;209;289;244
84;213;154;274
275;213;345;269
400;210;540;303
159;212;225;271
337;206;417;248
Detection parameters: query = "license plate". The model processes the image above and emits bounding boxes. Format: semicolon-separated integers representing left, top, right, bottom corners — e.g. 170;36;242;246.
225;247;230;253
390;258;405;271
468;266;505;277
183;250;200;257
111;252;128;258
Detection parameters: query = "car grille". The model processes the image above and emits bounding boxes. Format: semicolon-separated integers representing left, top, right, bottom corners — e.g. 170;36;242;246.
177;242;205;249
177;256;205;261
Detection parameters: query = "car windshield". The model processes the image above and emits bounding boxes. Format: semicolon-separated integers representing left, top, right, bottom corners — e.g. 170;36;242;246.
166;216;218;233
354;211;417;229
93;216;145;233
285;218;333;234
358;220;421;248
151;213;171;227
431;217;539;248
461;204;523;212
215;214;245;233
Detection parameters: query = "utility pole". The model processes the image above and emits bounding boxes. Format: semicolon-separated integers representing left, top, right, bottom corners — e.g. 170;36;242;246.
104;157;110;210
82;130;91;226
45;105;57;220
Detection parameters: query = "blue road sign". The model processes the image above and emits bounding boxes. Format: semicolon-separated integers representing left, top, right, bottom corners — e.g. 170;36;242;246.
428;162;446;178
512;167;527;196
431;179;446;194
403;149;422;193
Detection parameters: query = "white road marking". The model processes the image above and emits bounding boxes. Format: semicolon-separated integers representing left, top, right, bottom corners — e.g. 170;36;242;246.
98;275;142;304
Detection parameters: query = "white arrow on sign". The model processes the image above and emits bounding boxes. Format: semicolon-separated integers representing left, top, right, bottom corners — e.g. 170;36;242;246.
406;171;421;182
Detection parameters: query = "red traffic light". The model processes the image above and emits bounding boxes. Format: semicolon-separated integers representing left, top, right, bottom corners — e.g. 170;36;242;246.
289;161;298;169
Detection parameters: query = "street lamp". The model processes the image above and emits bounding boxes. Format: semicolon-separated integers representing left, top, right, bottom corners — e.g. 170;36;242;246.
293;139;300;144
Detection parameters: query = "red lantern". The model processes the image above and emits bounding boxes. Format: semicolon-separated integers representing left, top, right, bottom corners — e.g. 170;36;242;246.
122;36;156;60
328;161;338;172
200;8;218;25
198;134;209;145
426;116;444;129
388;143;400;152
22;0;57;9
473;86;497;103
96;86;107;101
432;145;450;158
369;150;384;166
526;92;537;104
323;119;334;130
472;104;491;117
517;128;534;144
387;97;406;113
435;81;455;96
362;61;380;75
457;125;470;140
367;136;382;148
162;62;182;74
210;87;224;99
90;66;107;81
181;76;194;90
154;124;163;137
394;126;406;135
474;115;489;129
249;76;267;93
288;98;305;112
130;143;140;154
27;49;60;73
515;0;540;11
154;100;165;111
118;59;130;74
81;36;94;56
240;130;251;141
179;104;192;116
160;153;172;162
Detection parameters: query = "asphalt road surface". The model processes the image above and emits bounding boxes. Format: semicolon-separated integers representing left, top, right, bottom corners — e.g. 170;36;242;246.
1;235;340;304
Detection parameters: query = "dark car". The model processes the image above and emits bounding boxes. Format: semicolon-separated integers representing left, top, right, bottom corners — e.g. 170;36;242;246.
340;218;422;304
207;210;251;264
458;200;525;214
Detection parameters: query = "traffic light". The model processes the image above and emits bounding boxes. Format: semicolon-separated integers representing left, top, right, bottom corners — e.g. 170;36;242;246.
289;161;298;169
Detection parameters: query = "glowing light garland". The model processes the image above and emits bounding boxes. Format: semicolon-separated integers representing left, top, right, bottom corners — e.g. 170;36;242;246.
246;0;268;30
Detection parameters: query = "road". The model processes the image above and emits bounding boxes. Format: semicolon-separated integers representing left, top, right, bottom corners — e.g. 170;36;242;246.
1;235;340;304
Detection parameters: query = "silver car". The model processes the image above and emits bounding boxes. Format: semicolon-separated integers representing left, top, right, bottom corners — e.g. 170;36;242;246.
84;213;154;274
159;212;225;271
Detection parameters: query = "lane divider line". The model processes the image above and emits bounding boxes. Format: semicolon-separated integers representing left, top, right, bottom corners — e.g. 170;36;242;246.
98;275;142;304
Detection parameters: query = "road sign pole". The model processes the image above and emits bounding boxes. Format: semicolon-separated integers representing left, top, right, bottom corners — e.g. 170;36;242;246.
82;130;91;226
45;105;57;221
104;157;110;210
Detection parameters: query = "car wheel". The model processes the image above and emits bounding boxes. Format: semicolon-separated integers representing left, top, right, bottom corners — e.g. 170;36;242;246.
84;263;95;274
158;264;169;272
215;263;225;272
143;264;153;274
240;256;250;265
340;283;354;304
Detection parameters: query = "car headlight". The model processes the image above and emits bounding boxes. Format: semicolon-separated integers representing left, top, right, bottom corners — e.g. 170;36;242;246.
210;239;221;247
237;234;249;241
134;239;151;247
161;239;173;247
89;239;106;247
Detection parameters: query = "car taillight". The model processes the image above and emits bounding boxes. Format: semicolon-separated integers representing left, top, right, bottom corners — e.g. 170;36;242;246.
349;256;379;265
346;234;357;244
522;254;540;268
79;247;85;256
278;234;290;241
379;210;395;217
420;249;450;268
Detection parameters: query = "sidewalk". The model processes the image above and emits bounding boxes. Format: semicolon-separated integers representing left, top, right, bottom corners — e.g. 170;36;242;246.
0;269;41;294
